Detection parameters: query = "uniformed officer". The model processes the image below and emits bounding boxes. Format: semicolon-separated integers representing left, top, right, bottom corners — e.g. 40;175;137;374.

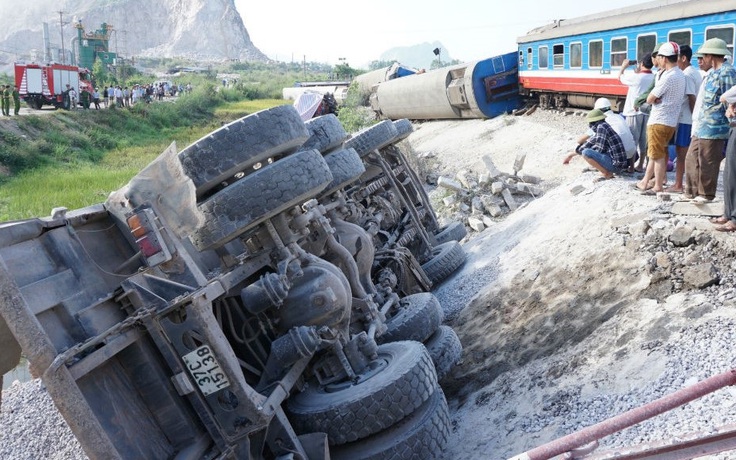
0;85;10;116
12;85;20;115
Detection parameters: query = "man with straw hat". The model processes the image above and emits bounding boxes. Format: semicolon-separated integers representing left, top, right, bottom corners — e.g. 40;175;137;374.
684;38;736;205
563;108;628;181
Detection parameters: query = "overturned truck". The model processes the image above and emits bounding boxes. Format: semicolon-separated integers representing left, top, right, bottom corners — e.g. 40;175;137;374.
0;107;466;459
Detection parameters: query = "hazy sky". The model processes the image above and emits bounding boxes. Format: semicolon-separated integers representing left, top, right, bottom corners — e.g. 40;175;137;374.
234;0;650;66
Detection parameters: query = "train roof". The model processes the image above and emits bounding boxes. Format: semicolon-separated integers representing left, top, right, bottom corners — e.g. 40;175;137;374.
517;0;736;44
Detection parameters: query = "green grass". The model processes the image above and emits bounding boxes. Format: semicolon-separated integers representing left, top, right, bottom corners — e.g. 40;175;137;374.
0;96;288;221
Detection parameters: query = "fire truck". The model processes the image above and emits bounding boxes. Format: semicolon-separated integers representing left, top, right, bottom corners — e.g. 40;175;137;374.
14;62;93;110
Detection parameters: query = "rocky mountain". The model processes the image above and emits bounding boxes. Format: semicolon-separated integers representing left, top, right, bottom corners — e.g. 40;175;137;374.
0;0;268;68
379;41;454;70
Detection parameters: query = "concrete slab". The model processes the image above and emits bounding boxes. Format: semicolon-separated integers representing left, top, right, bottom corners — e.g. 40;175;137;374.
671;201;724;216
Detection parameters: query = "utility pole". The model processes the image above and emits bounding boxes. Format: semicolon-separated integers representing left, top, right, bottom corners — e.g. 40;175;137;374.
58;11;67;65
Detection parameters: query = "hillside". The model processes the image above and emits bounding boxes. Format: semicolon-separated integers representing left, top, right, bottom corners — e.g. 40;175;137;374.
0;0;267;71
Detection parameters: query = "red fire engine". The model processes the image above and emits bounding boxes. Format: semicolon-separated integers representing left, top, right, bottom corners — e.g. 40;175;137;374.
14;63;93;110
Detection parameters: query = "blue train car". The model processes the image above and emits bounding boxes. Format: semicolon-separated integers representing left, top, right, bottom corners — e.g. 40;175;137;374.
517;0;736;111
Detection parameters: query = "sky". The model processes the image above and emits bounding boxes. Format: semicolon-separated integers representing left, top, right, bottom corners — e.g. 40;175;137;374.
234;0;651;67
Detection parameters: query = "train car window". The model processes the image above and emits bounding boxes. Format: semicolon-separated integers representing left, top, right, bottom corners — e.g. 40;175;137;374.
589;40;603;68
705;27;735;62
539;46;548;69
637;34;656;61
553;44;564;68
519;50;524;68
668;30;692;48
611;37;627;67
570;42;582;68
527;47;533;69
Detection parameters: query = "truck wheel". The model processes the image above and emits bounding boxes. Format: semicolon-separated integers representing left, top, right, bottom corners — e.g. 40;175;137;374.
178;105;309;199
320;148;365;197
378;292;443;344
345;120;398;157
392;119;413;142
424;325;462;381
330;389;451;460
420;241;466;286
189;148;332;251
434;221;467;245
302;114;348;153
287;341;437;446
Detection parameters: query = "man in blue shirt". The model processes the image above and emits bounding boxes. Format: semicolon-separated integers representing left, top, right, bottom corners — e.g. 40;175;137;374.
563;109;628;181
684;38;736;202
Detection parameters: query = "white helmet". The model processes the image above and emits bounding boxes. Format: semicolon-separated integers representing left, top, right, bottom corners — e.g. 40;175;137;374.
594;98;612;111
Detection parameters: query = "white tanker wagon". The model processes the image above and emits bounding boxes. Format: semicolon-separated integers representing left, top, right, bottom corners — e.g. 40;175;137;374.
368;52;521;120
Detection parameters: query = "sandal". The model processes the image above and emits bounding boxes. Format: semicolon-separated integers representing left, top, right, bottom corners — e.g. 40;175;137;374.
594;175;614;182
715;221;736;232
710;216;729;225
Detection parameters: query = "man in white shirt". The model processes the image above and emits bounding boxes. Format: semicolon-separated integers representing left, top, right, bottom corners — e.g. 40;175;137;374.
667;45;702;193
619;54;655;172
634;42;686;194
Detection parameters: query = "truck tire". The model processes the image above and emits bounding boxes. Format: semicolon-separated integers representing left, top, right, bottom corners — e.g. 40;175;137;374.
178;105;309;199
420;241;466;286
424;325;462;381
302;114;348;153
345;121;398;157
330;389;451;460
189;148;332;251
320;148;365;197
378;293;443;344
392;119;413;142
434;221;467;245
287;341;437;446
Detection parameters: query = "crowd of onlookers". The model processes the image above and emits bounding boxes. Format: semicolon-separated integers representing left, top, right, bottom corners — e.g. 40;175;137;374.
67;81;193;110
564;38;736;233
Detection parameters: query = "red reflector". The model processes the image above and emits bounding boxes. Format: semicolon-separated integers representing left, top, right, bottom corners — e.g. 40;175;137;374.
137;235;161;257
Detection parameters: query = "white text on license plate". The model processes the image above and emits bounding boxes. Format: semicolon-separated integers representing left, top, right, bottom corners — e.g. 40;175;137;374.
182;345;230;396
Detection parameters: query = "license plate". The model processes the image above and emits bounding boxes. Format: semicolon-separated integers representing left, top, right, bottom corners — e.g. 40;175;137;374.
182;345;231;396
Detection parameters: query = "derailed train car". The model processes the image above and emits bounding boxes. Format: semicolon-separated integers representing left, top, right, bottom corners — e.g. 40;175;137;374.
367;52;521;120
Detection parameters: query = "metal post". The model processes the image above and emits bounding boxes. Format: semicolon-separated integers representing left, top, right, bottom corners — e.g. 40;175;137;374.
509;368;736;460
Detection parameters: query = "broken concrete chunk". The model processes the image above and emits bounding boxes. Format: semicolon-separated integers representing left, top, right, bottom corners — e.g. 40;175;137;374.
486;203;504;217
513;153;526;175
520;174;541;184
683;263;720;289
502;188;518;211
491;182;504;194
438;176;465;192
482;216;494;227
479;194;504;209
471;196;485;215
456;170;478;189
459;203;471;213
516;183;543;196
467;216;486;232
443;195;457;207
569;184;586;195
482;155;504;179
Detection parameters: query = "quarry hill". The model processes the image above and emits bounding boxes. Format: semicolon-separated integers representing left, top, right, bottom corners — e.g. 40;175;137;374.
0;0;268;67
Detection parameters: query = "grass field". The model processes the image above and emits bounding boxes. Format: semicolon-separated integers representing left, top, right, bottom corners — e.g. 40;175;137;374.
0;98;288;221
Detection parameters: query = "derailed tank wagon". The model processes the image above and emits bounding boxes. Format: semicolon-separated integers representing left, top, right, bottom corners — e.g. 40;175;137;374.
0;106;464;459
367;53;521;121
